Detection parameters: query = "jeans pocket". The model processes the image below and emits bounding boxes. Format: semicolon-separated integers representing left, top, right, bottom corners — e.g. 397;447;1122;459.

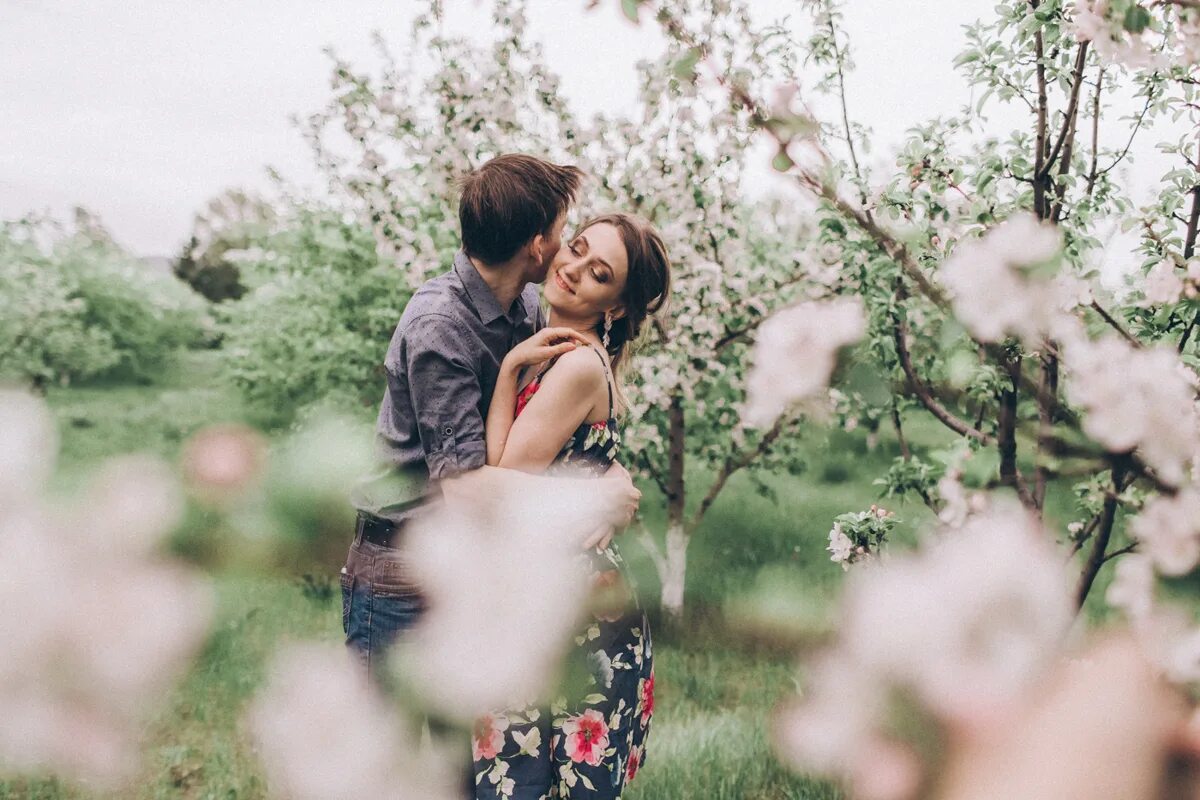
339;569;354;635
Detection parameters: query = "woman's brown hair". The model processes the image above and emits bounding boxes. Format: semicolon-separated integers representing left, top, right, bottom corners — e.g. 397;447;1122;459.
575;213;671;404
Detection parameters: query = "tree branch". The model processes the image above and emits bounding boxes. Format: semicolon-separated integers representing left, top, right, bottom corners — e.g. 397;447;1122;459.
1075;463;1128;609
1040;43;1090;179
689;413;789;531
1089;300;1142;348
892;306;995;445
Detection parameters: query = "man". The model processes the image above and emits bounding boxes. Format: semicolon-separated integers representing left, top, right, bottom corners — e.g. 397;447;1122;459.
342;154;639;678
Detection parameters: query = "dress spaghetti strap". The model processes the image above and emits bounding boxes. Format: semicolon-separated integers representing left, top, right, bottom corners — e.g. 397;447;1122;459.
589;345;615;419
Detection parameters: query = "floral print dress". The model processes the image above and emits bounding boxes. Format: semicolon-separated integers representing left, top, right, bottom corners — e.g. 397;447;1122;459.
473;348;654;800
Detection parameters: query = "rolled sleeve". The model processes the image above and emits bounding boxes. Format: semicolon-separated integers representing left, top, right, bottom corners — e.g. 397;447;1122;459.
401;313;487;480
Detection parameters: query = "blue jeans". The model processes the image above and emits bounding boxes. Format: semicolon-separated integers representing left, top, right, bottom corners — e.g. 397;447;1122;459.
341;534;426;684
341;529;474;797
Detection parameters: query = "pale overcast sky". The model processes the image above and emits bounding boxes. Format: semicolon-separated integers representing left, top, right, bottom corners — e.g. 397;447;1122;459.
0;0;1175;258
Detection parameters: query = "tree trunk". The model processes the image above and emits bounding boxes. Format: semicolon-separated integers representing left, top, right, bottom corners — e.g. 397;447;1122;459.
659;521;689;618
660;394;687;619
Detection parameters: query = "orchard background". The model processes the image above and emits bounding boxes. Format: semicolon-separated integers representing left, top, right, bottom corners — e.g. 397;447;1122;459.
5;0;1200;798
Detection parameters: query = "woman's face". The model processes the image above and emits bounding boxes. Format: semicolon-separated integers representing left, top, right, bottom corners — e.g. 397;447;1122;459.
543;222;630;321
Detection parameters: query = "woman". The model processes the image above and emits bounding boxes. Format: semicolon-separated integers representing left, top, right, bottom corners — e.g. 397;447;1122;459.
472;213;671;799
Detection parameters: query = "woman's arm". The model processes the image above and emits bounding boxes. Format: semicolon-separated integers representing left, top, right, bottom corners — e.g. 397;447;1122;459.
484;327;589;467
496;348;605;473
486;359;522;466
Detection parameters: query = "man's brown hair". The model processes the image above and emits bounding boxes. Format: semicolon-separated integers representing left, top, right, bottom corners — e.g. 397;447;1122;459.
458;154;584;264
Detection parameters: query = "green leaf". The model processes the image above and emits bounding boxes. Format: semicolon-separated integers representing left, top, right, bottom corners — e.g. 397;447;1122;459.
673;47;701;81
620;0;640;23
1123;5;1151;33
771;150;795;172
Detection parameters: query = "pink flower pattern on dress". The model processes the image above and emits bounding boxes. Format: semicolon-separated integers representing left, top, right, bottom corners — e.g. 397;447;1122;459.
639;672;655;727
472;713;509;761
562;709;610;766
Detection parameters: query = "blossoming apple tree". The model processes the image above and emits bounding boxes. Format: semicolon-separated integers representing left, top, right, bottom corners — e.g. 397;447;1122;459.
306;0;826;618
620;0;1200;792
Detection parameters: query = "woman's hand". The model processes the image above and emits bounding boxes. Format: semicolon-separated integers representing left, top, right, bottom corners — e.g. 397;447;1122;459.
503;327;590;371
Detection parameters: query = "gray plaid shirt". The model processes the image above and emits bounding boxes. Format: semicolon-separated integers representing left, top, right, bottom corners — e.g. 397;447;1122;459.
357;250;544;521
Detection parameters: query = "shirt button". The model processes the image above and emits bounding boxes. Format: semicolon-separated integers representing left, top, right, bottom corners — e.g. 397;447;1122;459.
443;425;454;436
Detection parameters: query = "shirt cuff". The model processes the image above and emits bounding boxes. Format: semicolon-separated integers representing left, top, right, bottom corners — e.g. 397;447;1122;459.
427;439;487;480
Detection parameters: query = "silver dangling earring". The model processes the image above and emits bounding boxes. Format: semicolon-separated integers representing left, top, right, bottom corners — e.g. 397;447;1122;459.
602;312;613;351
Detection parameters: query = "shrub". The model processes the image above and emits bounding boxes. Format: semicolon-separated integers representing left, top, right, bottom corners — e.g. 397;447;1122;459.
218;208;411;427
0;215;211;388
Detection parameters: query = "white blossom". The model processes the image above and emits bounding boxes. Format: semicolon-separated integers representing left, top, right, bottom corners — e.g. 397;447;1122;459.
0;394;211;786
1106;553;1156;622
1144;261;1185;305
1131;488;1200;575
938;214;1071;345
400;467;623;721
1065;336;1200;486
249;644;454;800
827;523;854;568
744;298;866;428
0;389;57;504
1071;0;1169;68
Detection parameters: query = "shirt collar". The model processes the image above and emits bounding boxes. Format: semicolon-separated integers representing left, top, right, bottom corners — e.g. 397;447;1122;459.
454;249;531;327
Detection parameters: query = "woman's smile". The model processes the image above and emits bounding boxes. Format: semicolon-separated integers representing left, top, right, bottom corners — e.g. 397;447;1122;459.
553;269;575;294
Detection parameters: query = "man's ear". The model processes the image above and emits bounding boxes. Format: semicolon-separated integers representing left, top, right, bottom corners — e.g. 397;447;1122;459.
528;233;545;265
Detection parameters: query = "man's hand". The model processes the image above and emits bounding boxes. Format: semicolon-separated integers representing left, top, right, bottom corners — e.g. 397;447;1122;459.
604;461;640;528
582;462;640;551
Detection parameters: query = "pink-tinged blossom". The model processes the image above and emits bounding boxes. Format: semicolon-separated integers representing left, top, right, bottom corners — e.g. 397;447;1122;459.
773;652;883;774
249;644;453;800
1071;0;1168;68
402;467;620;721
776;501;1073;785
0;393;212;787
181;424;267;506
938;214;1071;345
83;455;184;556
843;503;1073;723
0;390;56;504
744;298;867;428
1143;261;1185;305
562;709;610;766
1106;554;1156;622
1065;336;1200;486
1131;489;1200;575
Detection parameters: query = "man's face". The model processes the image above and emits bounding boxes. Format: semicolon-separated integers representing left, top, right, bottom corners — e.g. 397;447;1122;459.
529;212;568;284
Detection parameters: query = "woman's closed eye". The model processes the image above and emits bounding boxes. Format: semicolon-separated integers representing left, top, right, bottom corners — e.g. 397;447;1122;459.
591;269;609;283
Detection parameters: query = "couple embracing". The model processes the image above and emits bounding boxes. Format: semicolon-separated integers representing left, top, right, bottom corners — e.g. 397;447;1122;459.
342;154;672;799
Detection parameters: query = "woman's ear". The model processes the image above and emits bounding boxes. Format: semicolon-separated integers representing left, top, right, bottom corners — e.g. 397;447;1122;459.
608;304;627;321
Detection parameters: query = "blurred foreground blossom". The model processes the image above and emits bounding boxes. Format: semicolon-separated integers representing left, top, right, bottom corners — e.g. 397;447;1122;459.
775;502;1073;797
0;389;212;787
400;466;626;722
938;214;1074;346
0;389;57;504
744;298;866;428
1064;336;1200;486
249;644;457;800
181;423;268;507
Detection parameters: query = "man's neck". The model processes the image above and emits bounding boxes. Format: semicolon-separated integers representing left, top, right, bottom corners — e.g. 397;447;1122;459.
468;255;531;312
